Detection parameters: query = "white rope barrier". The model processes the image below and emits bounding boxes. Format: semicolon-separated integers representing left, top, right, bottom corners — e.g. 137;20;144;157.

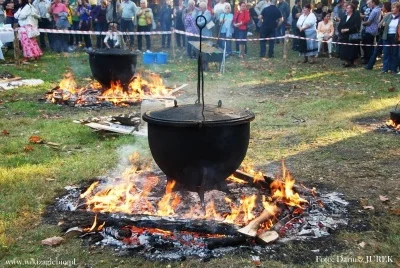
2;27;400;47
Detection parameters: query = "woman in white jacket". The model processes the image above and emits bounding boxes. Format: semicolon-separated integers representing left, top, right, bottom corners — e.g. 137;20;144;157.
14;0;42;61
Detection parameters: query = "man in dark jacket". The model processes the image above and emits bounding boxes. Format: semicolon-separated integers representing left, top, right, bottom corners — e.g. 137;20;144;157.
157;0;173;48
291;0;302;51
259;0;283;58
276;0;289;43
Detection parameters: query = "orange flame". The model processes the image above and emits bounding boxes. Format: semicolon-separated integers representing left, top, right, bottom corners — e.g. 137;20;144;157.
157;180;181;216
386;119;400;130
240;162;265;183
223;195;257;224
84;214;105;232
47;71;172;106
78;153;311;229
59;72;78;94
270;160;308;207
226;175;248;184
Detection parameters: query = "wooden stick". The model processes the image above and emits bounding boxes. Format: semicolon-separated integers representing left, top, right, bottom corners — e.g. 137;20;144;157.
283;35;287;60
172;27;176;59
13;30;20;66
237;208;278;237
257;230;279;244
166;83;188;96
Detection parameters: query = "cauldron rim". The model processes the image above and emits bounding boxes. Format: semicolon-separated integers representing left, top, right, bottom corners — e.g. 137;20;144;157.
87;48;138;56
142;103;255;127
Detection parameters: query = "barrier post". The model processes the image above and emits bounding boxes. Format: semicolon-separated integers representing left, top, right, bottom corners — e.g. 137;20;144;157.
13;30;20;65
283;34;288;60
172;28;176;59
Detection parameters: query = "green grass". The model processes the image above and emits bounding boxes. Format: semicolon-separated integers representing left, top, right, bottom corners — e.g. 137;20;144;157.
1;39;400;267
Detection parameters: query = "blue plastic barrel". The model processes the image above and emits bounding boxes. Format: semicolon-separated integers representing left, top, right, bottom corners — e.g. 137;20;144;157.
143;52;156;64
156;52;168;64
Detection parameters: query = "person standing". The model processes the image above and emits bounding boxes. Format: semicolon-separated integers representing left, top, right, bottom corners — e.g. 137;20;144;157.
158;0;173;49
361;0;380;64
314;2;323;24
136;0;155;52
291;0;302;51
106;0;121;23
32;0;52;49
196;1;212;37
182;0;198;58
213;0;230;35
104;22;121;48
4;0;19;26
380;2;399;73
297;4;318;63
254;0;270;17
14;0;42;61
69;0;81;48
213;0;229;21
316;12;334;58
364;1;391;70
173;0;185;48
259;0;282;58
233;1;250;59
77;0;92;50
333;0;345;56
50;0;70;52
3;0;20;49
91;0;108;49
218;4;233;55
338;3;361;67
276;0;289;44
0;2;5;25
120;0;137;50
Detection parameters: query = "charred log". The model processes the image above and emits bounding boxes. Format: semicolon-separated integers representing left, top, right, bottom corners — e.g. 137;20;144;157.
55;211;240;236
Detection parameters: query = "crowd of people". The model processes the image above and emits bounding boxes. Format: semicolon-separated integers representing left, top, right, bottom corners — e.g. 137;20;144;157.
1;0;400;73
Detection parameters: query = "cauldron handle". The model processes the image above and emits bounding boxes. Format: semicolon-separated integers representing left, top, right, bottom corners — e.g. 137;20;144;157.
195;15;207;121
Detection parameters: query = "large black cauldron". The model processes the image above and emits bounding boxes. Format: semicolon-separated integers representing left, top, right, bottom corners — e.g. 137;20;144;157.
88;48;137;88
142;103;255;202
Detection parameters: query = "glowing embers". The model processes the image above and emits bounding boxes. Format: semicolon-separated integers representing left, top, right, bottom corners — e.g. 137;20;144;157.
386;119;400;131
45;71;172;107
78;153;311;229
52;154;349;260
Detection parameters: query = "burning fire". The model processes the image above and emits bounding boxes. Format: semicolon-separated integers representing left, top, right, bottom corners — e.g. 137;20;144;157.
386;119;400;130
46;71;172;106
83;214;105;232
79;153;310;229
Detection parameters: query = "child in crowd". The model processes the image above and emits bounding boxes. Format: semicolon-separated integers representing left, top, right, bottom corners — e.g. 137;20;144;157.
104;23;121;48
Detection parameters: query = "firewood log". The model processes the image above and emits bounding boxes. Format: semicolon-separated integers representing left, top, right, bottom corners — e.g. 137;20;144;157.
237;209;276;237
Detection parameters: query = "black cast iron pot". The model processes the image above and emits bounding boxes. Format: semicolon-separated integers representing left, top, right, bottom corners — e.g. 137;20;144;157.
142;103;255;198
87;48;137;88
390;111;400;125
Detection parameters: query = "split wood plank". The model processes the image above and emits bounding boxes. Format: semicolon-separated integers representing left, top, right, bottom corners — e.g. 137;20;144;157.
166;83;188;96
85;122;136;134
0;76;22;84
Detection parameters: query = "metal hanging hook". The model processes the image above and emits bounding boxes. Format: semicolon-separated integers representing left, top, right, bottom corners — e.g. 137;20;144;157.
195;15;206;121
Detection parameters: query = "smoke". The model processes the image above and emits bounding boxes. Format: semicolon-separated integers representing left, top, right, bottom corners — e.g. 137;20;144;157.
110;140;152;176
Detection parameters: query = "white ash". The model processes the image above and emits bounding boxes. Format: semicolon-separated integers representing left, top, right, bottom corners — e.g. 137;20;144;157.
53;171;350;260
376;124;400;134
